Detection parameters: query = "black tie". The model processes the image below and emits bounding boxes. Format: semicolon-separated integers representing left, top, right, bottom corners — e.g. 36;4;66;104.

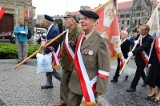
82;36;86;45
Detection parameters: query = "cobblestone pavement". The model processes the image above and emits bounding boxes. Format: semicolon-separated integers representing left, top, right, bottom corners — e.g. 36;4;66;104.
0;59;159;106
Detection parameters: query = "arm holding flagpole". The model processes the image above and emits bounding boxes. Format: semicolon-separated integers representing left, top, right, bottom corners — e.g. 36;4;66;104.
119;3;160;75
14;29;68;69
119;36;141;75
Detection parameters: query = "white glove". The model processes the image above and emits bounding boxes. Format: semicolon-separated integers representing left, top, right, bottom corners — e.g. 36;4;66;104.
134;40;139;44
128;52;133;57
20;31;26;34
124;59;126;63
148;64;151;68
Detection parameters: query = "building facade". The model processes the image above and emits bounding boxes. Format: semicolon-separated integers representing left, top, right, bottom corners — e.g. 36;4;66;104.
118;0;152;31
0;0;35;33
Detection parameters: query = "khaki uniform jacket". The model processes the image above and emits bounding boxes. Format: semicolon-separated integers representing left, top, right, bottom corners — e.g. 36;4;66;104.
69;30;110;95
49;24;82;71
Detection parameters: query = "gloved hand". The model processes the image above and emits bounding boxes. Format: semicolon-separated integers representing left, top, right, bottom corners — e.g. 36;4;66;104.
128;52;133;57
134;40;139;44
148;64;151;68
20;31;26;34
124;59;126;63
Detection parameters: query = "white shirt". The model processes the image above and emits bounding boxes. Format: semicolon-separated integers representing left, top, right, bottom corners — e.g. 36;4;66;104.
46;24;54;35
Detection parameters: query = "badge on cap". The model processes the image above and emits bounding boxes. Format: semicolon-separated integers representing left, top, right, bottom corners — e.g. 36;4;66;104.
88;50;93;55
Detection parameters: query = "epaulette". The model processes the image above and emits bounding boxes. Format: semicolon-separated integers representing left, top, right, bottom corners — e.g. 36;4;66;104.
99;32;107;39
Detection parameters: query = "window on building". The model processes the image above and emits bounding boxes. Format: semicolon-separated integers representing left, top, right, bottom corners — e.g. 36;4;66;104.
127;20;129;25
135;20;137;24
142;13;143;16
120;14;124;18
138;20;140;25
122;20;124;24
137;13;140;17
137;6;141;10
126;14;130;18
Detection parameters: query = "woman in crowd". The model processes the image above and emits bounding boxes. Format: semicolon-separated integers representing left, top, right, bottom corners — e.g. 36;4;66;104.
111;30;130;82
145;38;160;104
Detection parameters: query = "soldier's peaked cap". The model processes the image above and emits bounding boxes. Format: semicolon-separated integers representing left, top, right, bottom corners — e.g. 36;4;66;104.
44;14;54;22
63;14;79;23
79;10;99;19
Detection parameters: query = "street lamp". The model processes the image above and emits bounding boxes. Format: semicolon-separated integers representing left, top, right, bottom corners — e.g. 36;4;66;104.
14;0;17;28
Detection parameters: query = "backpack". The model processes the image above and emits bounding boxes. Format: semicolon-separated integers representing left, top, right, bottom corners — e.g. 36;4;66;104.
27;29;32;39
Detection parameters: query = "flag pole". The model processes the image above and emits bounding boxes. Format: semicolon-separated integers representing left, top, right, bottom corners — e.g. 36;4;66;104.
146;3;160;25
119;3;160;75
119;36;141;75
14;29;68;69
94;0;112;12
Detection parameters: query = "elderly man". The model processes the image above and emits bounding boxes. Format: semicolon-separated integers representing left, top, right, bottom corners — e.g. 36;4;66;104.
66;10;110;106
45;13;82;106
41;14;61;89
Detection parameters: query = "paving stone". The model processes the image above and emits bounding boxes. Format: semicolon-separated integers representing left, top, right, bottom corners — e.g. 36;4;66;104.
0;59;159;106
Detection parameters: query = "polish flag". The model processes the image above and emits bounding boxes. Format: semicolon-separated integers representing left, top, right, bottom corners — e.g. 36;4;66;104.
24;9;30;20
0;7;5;20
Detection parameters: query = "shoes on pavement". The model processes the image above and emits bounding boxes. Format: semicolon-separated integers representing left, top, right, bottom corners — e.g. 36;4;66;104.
53;102;66;106
110;79;118;82
141;83;147;87
41;84;53;89
151;98;159;104
125;75;128;80
126;87;136;92
145;93;156;100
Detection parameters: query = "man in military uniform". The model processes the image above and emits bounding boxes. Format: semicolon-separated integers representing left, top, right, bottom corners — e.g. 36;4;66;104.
67;10;110;106
46;14;82;106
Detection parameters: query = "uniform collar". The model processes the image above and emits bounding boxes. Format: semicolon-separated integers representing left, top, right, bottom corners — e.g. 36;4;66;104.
48;24;54;32
85;30;95;40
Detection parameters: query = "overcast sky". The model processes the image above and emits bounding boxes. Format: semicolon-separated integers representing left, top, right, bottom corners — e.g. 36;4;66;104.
32;0;132;17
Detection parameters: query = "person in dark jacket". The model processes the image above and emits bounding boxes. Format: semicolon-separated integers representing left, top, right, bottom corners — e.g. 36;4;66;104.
111;30;130;82
40;14;61;89
126;25;153;92
129;28;138;50
145;38;160;104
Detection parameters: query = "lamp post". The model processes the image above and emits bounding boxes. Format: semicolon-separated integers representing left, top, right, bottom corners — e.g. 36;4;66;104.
129;0;136;33
14;0;17;28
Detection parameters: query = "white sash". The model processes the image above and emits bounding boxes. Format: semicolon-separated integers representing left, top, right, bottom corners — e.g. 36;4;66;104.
75;33;109;103
63;31;74;61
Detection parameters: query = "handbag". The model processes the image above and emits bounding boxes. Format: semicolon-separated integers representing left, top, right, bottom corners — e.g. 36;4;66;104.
36;53;53;74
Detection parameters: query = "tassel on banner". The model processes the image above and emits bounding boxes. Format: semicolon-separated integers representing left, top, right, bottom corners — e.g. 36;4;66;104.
52;65;60;70
86;102;97;106
81;100;86;105
81;100;97;106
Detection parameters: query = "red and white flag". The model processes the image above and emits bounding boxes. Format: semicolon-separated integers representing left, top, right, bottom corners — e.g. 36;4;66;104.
24;9;30;20
95;0;124;67
155;37;160;62
0;7;5;20
95;0;121;58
